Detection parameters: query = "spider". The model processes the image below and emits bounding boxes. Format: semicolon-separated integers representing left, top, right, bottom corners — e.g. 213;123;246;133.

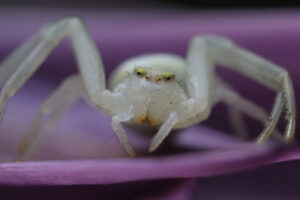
0;17;296;158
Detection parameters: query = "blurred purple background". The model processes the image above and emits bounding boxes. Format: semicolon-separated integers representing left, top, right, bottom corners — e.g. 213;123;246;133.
0;2;300;200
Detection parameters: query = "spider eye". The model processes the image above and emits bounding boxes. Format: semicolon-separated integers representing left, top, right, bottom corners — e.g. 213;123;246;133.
134;67;147;77
163;73;175;81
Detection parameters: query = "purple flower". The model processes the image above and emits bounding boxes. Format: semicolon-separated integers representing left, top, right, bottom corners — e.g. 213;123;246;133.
0;9;299;199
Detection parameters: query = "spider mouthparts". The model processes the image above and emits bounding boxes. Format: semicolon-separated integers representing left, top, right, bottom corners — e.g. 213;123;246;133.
135;115;159;126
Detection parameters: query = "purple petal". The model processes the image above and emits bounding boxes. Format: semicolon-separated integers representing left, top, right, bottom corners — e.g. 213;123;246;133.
0;179;196;200
0;148;276;185
195;160;300;199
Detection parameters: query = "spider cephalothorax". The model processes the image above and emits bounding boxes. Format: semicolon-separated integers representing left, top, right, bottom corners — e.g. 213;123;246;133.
109;56;189;128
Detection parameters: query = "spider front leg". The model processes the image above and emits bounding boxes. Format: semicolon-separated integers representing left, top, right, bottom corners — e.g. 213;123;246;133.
176;35;215;127
111;111;136;157
190;36;296;143
149;111;179;152
0;17;106;119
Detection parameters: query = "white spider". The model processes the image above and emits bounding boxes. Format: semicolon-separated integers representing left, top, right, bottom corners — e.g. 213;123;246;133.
0;17;296;158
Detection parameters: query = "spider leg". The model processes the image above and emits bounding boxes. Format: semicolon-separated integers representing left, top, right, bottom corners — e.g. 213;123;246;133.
149;111;179;152
227;107;248;139
111;111;136;157
214;76;283;141
178;37;214;125
256;92;284;143
191;36;295;143
17;75;84;160
0;17;116;120
0;27;44;84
